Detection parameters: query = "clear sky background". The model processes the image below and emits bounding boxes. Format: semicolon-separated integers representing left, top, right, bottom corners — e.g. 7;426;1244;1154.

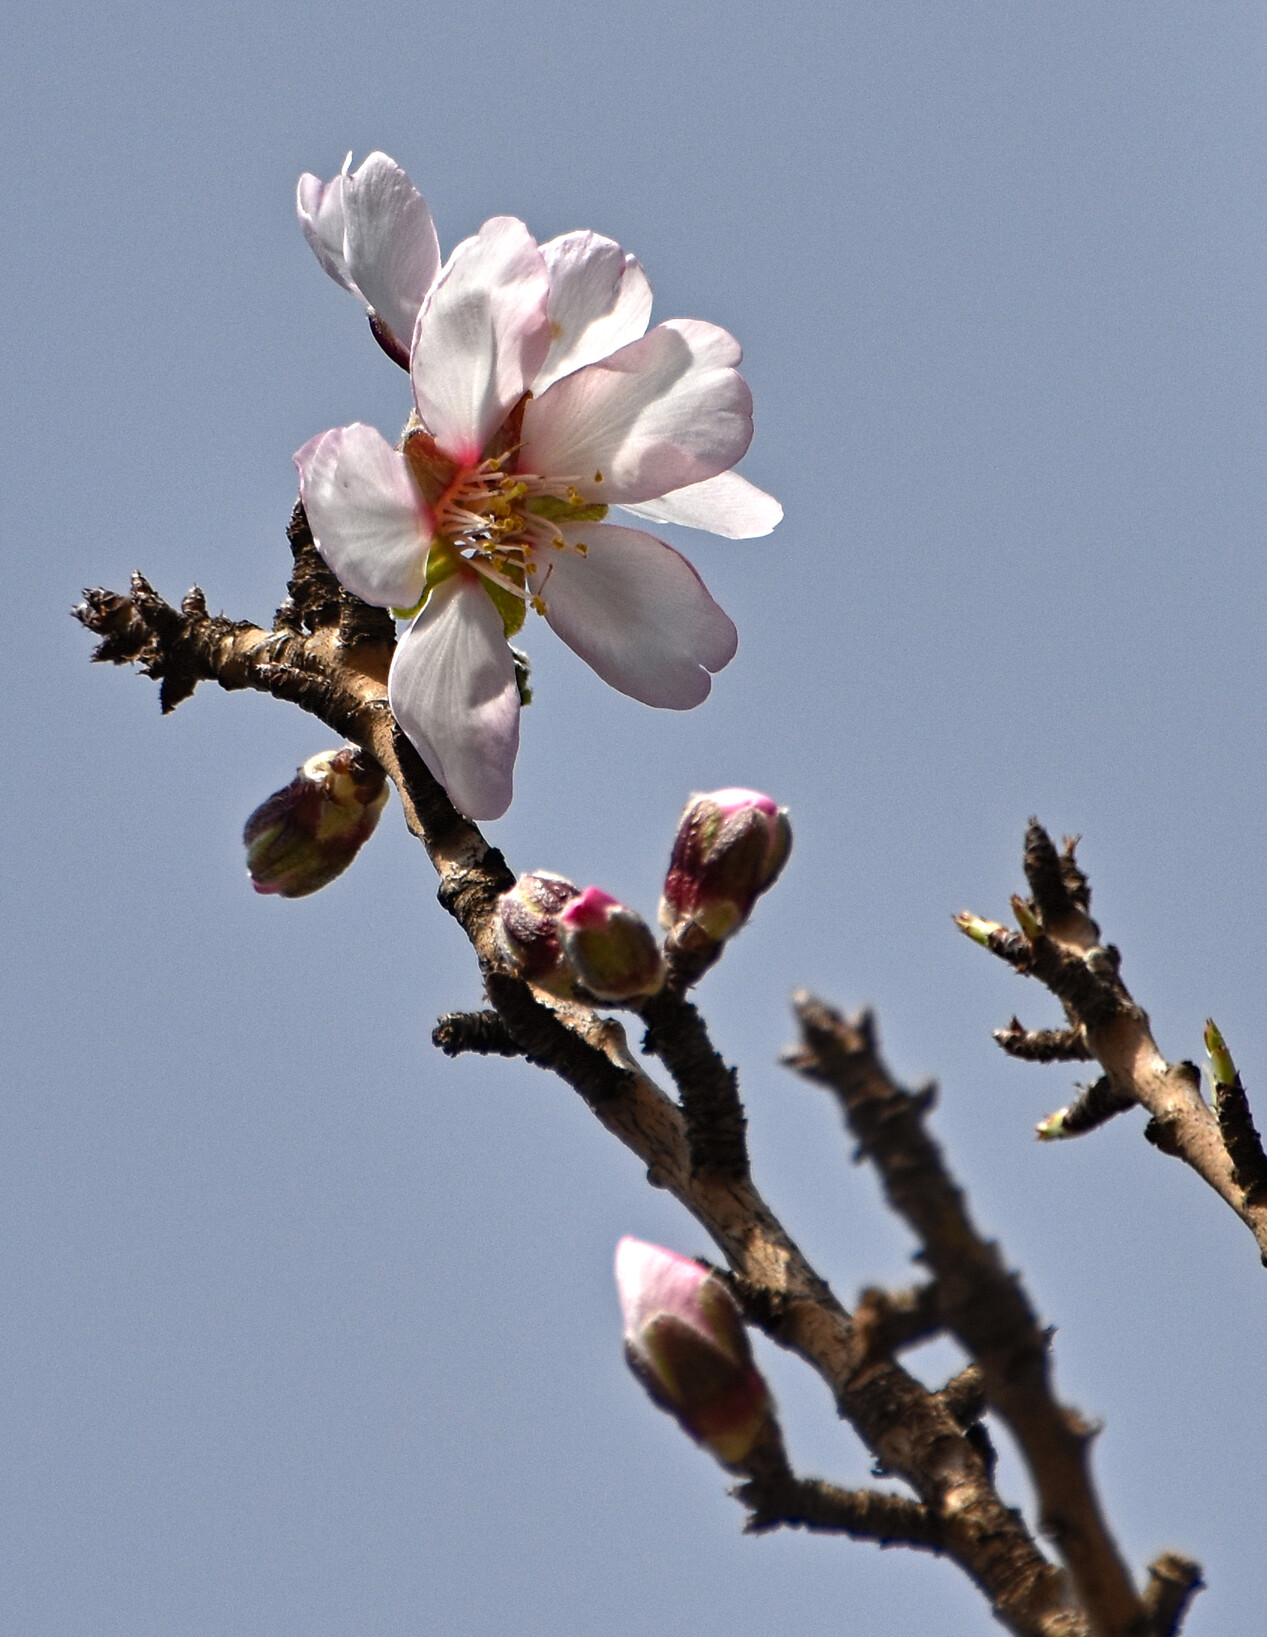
4;2;1266;1633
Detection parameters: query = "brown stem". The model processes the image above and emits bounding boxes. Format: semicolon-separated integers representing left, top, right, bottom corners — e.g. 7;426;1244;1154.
995;1018;1094;1064
636;987;749;1180
1140;1553;1203;1637
432;1010;523;1058
786;995;1154;1637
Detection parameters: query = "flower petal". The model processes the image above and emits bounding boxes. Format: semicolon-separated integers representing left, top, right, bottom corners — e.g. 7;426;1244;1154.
529;523;736;708
410;217;551;466
342;152;441;360
519;320;753;505
294;424;431;610
619;470;783;538
533;232;653;393
388;571;520;820
297;159;357;295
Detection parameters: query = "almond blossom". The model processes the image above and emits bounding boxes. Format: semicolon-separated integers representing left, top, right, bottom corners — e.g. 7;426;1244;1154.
295;156;781;820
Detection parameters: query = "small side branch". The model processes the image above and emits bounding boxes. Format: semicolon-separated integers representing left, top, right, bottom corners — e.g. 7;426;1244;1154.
432;1010;523;1058
996;1019;1094;1064
1038;1078;1138;1142
739;1473;944;1550
852;1283;943;1360
1141;1553;1204;1637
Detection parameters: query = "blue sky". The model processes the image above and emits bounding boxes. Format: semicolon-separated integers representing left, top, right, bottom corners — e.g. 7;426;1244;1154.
4;3;1266;1632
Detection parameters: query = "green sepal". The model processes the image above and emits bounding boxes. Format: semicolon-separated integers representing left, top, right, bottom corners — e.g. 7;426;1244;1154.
482;575;528;640
509;645;533;707
525;495;609;524
391;538;459;621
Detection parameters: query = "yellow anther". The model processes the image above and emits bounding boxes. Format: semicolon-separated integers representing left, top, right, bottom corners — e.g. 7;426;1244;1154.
530;594;548;616
566;486;584;506
552;536;565;549
593;470;603;483
575;541;589;556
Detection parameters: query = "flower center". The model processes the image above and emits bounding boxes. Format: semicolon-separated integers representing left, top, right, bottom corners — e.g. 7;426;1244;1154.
403;428;606;617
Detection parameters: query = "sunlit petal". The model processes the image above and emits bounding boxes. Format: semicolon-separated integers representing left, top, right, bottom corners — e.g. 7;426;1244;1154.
411;216;551;465
534;231;653;393
529;523;736;707
620;470;783;538
343;152;441;359
388;572;520;820
519;319;753;505
294;424;431;610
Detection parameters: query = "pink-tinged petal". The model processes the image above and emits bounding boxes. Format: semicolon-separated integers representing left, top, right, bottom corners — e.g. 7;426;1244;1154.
294;424;431;610
410;217;551;465
534;231;653;393
615;1238;712;1340
519;320;753;505
297;160;357;295
388;572;520;820
342;152;441;360
529;523;736;708
620;471;783;539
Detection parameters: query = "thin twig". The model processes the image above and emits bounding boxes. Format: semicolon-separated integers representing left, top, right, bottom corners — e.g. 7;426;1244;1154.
995;1018;1094;1064
432;1010;523;1058
1141;1553;1204;1637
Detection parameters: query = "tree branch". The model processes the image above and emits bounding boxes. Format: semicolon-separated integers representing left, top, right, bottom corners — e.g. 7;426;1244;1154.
960;820;1267;1265
786;995;1164;1637
80;559;1184;1637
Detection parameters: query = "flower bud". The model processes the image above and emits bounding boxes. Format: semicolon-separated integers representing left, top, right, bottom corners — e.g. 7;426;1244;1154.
495;870;581;994
1204;1019;1237;1090
243;748;387;897
615;1237;772;1467
556;888;665;1002
660;789;791;945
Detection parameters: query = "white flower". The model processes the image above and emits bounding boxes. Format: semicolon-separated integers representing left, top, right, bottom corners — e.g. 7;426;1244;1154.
295;161;781;820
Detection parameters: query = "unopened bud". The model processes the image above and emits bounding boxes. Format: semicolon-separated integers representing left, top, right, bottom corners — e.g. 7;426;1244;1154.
955;911;1007;948
243;748;387;897
557;888;665;1002
660;788;791;946
615;1237;773;1467
1204;1019;1237;1089
495;871;581;995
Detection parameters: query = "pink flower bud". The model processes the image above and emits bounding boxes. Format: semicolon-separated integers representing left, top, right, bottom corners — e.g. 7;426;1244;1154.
243;748;387;898
495;871;581;995
615;1237;772;1467
556;888;665;1003
660;788;791;944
